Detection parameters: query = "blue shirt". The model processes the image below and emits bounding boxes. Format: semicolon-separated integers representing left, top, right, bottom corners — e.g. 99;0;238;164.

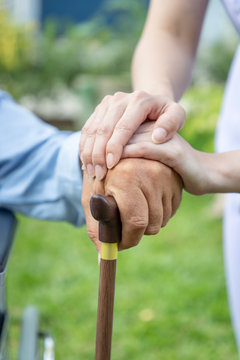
0;90;85;226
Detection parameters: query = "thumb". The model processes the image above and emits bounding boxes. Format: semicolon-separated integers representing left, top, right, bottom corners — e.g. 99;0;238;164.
152;103;185;144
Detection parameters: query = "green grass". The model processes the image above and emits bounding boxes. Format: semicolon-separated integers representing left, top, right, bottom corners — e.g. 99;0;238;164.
7;192;238;359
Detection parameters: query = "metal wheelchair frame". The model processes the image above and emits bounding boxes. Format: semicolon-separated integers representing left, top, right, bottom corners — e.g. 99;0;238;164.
0;208;54;360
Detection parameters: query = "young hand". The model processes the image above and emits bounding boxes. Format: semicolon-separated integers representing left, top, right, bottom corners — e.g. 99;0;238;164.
122;121;214;195
79;91;185;180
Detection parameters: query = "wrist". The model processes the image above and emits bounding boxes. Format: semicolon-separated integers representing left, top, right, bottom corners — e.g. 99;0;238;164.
173;149;219;195
199;153;221;193
196;152;234;194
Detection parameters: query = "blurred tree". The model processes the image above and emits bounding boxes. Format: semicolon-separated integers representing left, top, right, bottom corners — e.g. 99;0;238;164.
0;0;148;99
0;2;33;72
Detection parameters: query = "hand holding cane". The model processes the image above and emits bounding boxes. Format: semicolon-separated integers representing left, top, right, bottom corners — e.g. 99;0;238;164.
90;194;121;360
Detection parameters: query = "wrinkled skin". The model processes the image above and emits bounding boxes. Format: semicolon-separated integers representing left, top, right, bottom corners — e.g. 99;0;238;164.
81;158;183;252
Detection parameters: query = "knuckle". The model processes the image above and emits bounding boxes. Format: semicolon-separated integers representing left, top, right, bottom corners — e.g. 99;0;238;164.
130;238;141;248
128;215;148;229
115;159;135;177
82;125;96;137
148;161;162;179
101;95;112;105
145;225;161;235
96;124;111;136
132;90;148;101
81;125;89;135
113;91;125;101
115;122;132;134
131;90;151;107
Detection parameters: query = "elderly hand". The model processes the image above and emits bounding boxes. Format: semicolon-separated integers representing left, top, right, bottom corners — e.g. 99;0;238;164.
81;157;182;252
79;91;185;181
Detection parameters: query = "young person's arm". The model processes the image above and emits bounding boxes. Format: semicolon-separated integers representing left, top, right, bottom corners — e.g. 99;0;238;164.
132;0;208;100
122;121;240;195
80;0;209;180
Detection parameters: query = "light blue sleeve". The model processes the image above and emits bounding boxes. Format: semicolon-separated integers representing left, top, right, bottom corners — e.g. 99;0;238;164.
0;91;85;226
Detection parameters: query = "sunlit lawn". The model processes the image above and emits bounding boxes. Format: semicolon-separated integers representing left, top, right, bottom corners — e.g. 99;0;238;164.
8;192;238;359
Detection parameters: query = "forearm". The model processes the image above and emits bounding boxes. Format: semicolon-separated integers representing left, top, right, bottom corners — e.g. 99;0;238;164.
122;122;240;195
132;30;194;101
0;93;84;225
199;151;240;193
131;0;208;100
80;0;209;175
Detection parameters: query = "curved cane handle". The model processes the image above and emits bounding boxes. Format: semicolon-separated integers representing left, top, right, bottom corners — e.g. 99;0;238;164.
90;195;121;244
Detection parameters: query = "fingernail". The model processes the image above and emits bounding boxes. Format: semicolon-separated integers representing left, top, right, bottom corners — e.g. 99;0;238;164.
95;165;105;181
106;153;115;169
87;164;95;178
152;128;167;143
98;252;101;265
81;163;86;170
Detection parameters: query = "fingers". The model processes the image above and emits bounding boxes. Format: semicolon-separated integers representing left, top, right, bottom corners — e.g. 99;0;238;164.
105;186;149;251
91;94;128;179
161;193;173;228
81;175;101;252
152;103;185;143
122;142;160;161
85;207;101;252
144;198;163;235
80;97;110;178
122;134;185;170
171;189;182;217
80;91;185;185
105;91;154;169
142;163;165;235
100;158;183;251
80;93;131;180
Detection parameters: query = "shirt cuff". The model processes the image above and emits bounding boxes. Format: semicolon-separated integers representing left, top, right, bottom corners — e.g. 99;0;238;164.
56;131;85;226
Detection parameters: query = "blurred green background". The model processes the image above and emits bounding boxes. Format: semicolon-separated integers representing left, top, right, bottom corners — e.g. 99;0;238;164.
1;0;239;358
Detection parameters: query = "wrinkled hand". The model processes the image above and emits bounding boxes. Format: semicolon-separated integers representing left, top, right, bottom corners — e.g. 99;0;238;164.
80;91;185;181
81;158;183;252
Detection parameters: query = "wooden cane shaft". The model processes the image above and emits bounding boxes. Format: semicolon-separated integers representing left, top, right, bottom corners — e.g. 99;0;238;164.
91;194;121;360
95;259;117;360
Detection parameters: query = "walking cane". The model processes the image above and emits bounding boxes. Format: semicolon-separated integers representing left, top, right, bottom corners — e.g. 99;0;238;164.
90;194;121;360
